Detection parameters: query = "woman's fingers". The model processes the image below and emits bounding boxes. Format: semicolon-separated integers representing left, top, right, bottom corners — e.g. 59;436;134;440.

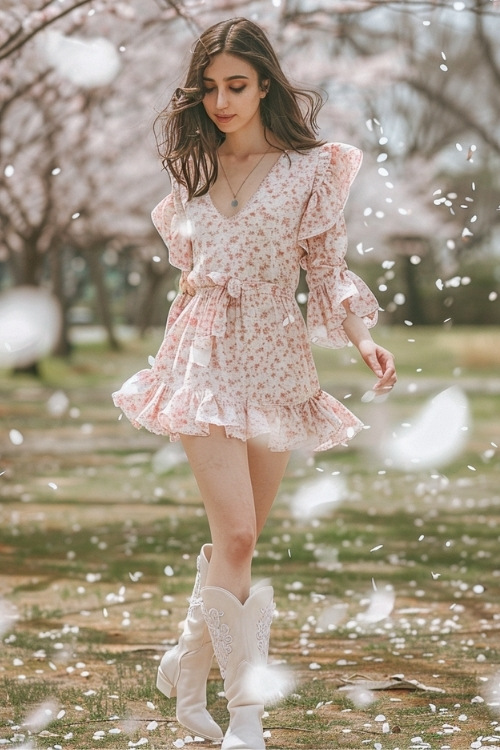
372;347;397;391
179;272;196;296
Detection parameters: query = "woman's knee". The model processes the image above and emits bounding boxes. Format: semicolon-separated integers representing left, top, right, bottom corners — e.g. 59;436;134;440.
216;526;256;565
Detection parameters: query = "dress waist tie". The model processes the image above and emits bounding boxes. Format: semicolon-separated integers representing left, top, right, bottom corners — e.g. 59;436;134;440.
189;272;295;367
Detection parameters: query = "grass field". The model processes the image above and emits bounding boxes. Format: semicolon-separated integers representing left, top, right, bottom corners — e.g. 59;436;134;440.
1;326;499;749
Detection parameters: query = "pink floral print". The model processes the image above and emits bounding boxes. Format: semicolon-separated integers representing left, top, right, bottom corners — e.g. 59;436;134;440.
112;143;379;451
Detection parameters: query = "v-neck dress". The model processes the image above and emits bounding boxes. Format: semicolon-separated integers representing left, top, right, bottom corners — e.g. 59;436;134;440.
112;142;379;451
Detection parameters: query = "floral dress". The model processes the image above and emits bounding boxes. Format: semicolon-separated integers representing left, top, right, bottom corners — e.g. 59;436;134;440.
112;142;379;452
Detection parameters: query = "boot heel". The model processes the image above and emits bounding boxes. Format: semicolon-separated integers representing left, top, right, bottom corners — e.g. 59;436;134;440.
155;544;223;741
157;665;177;698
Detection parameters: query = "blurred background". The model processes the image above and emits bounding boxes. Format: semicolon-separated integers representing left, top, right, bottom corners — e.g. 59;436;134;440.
1;0;499;370
1;5;500;745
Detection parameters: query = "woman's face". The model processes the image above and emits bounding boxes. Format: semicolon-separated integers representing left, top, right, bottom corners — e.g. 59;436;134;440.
202;52;267;135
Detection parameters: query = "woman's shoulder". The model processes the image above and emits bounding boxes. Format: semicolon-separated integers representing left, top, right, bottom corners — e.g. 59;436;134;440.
293;142;362;172
311;143;363;187
295;141;361;156
315;141;362;165
322;141;362;154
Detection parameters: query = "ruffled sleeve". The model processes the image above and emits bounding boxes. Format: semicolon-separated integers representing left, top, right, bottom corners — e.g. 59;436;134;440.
151;178;192;271
299;142;379;349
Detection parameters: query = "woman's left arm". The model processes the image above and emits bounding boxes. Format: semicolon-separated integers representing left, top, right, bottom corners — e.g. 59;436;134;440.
341;303;397;392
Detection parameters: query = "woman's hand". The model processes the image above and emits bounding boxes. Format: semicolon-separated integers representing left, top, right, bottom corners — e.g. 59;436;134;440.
179;271;196;296
357;340;397;392
341;305;397;393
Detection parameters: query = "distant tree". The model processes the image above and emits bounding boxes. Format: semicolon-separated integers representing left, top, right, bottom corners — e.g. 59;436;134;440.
0;2;182;354
291;2;500;322
1;0;499;367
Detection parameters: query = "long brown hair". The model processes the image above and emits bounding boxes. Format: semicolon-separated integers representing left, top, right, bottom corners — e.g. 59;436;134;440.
154;17;325;200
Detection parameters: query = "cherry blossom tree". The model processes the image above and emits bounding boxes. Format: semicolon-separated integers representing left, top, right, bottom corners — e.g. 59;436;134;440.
1;0;499;365
0;1;187;353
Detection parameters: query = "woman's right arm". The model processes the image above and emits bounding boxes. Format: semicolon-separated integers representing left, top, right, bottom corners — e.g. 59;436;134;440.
341;304;397;392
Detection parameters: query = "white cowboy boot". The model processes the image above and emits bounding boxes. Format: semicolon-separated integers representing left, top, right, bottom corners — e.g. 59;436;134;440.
202;584;275;750
157;544;223;741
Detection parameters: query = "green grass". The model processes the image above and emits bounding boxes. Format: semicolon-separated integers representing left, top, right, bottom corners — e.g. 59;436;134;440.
1;326;500;748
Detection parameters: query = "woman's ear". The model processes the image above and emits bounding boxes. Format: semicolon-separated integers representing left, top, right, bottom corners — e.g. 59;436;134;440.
260;79;270;97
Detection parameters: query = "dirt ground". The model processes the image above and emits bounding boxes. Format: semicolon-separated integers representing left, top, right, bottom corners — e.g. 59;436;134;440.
1;335;500;749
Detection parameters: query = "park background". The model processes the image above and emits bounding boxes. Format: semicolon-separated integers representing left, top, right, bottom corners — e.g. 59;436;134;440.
1;1;500;748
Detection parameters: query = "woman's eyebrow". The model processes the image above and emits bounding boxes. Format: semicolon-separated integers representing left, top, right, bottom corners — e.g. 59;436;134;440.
202;75;250;82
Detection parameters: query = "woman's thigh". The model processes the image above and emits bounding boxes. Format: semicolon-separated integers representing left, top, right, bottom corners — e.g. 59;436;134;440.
180;427;289;539
247;437;290;537
180;426;257;543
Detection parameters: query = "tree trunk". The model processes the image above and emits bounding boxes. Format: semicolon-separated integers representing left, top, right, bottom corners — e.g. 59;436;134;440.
402;254;426;325
137;269;167;337
51;246;72;357
85;249;121;350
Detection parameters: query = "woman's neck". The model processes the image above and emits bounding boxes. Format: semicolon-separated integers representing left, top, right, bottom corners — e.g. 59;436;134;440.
219;124;273;159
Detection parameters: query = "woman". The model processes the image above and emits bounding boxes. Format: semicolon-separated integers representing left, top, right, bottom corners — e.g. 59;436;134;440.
113;16;396;750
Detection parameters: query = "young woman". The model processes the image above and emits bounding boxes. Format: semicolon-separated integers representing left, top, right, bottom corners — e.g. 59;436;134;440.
113;17;396;750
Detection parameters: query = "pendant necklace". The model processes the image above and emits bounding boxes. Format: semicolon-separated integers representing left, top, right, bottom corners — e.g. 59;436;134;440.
218;146;272;208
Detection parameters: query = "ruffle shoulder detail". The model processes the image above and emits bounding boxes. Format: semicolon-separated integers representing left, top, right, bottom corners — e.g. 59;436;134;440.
151;180;192;271
298;143;378;348
298;142;363;243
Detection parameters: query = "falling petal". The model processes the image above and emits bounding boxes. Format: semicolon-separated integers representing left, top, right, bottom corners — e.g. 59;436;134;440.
9;429;24;446
383;386;469;470
313;546;342;572
345;685;376;708
178;219;193;238
482;670;500;711
40;30;120;88
243;663;295;705
357;587;395;623
23;700;60;732
46;391;69;417
316;602;348;629
152;443;188;474
0;287;62;369
0;598;19;637
290;476;346;520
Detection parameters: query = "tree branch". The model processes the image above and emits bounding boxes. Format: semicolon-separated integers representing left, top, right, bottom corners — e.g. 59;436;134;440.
475;0;500;90
0;0;96;60
406;76;500;155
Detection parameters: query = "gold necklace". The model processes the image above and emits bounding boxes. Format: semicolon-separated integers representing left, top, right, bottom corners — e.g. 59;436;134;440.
218;146;272;208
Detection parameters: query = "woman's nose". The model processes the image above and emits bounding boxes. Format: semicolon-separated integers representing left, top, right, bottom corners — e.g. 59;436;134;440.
216;89;228;110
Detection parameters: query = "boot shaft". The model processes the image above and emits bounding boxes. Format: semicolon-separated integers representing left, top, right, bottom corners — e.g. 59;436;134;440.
201;585;275;750
201;585;274;681
186;543;212;621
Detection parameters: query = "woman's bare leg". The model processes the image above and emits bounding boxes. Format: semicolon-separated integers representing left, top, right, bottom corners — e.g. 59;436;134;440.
180;428;290;602
181;427;255;602
247;436;290;538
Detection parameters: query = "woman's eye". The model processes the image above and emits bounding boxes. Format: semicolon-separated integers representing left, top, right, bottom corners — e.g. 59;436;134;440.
203;85;245;95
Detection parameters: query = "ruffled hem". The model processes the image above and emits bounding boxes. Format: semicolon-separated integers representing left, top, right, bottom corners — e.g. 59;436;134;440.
112;372;363;452
307;268;379;348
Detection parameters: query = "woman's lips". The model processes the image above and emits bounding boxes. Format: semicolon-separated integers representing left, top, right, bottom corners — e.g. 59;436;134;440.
215;114;235;123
